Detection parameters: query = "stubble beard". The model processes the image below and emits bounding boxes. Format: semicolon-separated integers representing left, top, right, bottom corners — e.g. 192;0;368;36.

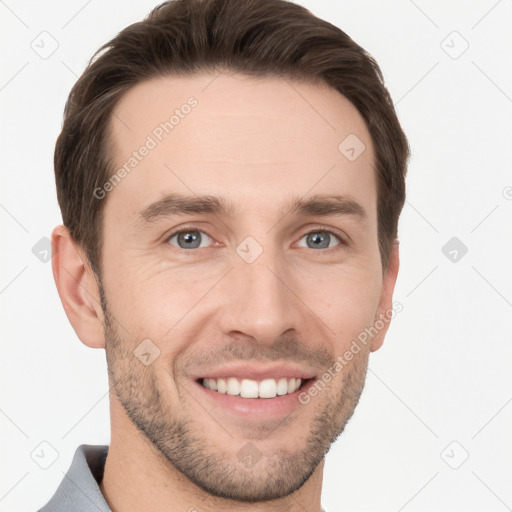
100;286;369;502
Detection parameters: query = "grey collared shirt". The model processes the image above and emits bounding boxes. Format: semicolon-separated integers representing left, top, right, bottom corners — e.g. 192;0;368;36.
37;444;328;511
37;444;111;511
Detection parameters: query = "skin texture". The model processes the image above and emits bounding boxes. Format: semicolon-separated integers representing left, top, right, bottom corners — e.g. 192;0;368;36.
52;72;400;512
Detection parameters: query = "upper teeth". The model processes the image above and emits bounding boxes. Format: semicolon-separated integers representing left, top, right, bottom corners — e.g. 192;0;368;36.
202;377;303;398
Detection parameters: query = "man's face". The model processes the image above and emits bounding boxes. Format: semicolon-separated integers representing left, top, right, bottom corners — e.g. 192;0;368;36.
99;72;394;501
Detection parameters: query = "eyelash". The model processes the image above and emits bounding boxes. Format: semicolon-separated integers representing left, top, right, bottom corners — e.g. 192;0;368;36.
164;226;347;256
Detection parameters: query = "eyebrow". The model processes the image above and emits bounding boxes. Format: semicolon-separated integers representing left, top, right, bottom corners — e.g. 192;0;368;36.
285;193;367;222
134;192;368;228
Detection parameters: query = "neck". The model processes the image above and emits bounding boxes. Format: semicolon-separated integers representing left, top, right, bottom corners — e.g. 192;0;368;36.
99;398;324;512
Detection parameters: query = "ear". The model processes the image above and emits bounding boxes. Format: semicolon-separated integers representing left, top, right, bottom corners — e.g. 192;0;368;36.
51;225;106;349
370;240;400;352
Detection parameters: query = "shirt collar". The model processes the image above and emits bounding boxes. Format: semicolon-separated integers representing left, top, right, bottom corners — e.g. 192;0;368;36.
38;444;111;512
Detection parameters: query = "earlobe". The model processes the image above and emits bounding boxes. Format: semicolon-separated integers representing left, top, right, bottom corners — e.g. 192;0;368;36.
370;240;400;352
51;225;106;349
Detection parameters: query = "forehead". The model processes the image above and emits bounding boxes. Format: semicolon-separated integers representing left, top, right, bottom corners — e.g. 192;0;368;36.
105;72;376;223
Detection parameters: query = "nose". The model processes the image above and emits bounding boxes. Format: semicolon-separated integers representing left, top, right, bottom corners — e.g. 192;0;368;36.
217;246;300;345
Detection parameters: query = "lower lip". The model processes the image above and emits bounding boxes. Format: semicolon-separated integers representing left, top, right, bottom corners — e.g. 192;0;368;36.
193;378;316;419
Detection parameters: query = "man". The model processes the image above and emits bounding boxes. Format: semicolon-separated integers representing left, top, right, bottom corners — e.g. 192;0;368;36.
40;0;409;510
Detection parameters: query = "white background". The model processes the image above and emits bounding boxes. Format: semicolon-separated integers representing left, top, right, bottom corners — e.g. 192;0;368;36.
1;1;511;511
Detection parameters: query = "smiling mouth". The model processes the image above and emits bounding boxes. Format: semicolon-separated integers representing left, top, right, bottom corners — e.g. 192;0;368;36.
196;376;314;399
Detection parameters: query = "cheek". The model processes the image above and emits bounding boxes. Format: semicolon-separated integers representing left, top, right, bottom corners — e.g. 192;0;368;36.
103;260;222;344
299;264;382;346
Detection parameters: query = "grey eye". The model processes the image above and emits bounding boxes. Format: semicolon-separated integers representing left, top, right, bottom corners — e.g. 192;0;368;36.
297;231;341;250
168;230;212;250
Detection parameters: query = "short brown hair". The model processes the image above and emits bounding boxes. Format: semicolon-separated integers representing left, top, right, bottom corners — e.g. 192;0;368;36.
55;0;409;278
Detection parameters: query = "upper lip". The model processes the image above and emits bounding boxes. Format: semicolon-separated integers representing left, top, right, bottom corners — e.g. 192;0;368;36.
191;362;317;381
